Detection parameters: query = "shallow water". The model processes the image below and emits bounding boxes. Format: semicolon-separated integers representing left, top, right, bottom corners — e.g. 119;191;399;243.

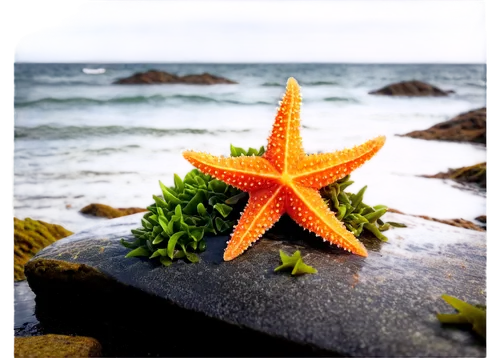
14;63;486;232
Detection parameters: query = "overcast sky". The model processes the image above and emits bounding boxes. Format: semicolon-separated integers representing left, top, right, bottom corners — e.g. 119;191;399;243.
14;0;485;63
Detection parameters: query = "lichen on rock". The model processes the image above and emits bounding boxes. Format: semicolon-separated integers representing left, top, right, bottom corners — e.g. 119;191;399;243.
14;218;73;281
423;162;486;189
14;334;102;357
80;203;147;219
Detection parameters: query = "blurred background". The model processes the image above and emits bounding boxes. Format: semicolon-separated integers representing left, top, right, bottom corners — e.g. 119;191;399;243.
12;0;486;232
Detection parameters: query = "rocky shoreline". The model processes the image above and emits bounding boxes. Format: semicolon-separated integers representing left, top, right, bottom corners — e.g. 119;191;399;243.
398;107;486;145
422;162;486;189
13;78;486;356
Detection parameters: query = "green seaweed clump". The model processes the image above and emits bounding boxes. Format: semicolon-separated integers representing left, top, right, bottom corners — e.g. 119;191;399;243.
437;294;486;340
119;151;262;266
274;250;317;275
320;176;406;242
14;217;73;281
122;145;402;265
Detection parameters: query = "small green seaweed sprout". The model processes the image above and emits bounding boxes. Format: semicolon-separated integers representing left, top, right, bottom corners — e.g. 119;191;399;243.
274;250;317;276
121;145;403;266
437;294;486;340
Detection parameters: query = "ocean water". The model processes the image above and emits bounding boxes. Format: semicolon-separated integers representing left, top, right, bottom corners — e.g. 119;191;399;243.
14;63;486;232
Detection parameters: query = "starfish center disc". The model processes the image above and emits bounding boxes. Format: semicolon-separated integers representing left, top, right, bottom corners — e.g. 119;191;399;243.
280;172;293;186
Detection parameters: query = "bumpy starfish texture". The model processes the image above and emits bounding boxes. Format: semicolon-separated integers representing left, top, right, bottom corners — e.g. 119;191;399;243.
183;77;385;261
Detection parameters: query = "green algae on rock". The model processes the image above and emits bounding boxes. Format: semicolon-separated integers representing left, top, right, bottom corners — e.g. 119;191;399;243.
122;145;400;265
80;203;147;219
423;162;486;189
14;218;73;281
14;334;102;357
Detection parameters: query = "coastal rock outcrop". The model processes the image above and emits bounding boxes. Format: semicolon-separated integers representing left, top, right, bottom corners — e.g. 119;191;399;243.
422;162;486;189
80;203;147;219
15;334;101;357
387;208;485;232
398;107;486;144
113;70;237;85
369;80;453;96
14;218;73;281
24;212;485;357
475;215;486;224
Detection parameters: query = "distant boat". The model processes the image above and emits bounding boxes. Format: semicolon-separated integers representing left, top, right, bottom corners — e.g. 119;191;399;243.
82;68;106;75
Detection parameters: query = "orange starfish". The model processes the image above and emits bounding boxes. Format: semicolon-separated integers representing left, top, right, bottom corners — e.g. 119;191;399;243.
183;77;385;261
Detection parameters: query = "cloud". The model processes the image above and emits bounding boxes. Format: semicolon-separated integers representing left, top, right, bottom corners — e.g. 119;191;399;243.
15;0;485;63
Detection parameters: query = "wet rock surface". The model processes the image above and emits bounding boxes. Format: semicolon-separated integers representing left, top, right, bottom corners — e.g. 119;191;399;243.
369;80;452;96
114;70;237;85
25;213;486;357
399;107;486;144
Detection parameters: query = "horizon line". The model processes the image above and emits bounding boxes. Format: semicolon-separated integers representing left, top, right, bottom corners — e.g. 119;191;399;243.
14;61;486;65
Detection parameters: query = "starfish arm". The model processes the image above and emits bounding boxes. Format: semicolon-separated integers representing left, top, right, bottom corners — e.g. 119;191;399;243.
183;151;280;191
263;77;305;173
224;185;286;261
292;136;385;189
287;184;368;257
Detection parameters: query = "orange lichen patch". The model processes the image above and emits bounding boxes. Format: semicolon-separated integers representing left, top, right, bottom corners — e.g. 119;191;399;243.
15;334;102;358
224;185;285;260
287;185;368;257
183;77;384;261
292;136;386;189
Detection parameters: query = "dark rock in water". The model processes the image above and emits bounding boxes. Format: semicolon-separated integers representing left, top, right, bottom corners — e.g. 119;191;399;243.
474;216;486;231
369;80;452;96
25;213;486;357
422;162;486;189
78;203;147;219
387;208;485;232
398;107;486;144
114;70;237;85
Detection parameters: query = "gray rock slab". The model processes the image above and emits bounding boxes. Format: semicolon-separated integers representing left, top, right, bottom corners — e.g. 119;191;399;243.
26;212;486;357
